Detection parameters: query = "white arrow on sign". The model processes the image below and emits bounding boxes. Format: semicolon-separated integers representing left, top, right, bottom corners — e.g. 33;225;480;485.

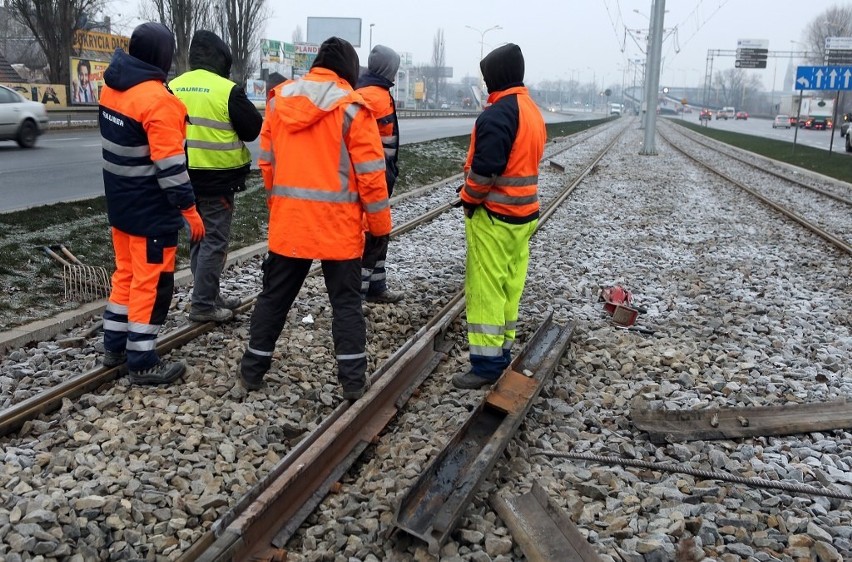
830;68;838;88
845;69;851;88
816;69;824;88
797;76;810;88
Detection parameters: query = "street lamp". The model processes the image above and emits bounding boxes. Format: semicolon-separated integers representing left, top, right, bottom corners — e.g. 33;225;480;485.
465;24;502;95
369;23;375;51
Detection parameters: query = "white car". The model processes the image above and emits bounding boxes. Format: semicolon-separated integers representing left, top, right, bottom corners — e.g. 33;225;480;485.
0;84;49;148
772;115;791;129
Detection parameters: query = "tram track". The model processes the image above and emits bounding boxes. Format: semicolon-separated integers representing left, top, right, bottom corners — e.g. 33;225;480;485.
659;122;852;256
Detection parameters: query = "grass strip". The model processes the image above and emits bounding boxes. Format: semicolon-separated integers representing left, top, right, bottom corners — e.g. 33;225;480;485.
672;119;852;184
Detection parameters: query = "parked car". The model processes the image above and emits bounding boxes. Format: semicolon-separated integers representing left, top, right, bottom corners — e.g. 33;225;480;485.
772;115;791;129
0;85;49;148
735;111;749;120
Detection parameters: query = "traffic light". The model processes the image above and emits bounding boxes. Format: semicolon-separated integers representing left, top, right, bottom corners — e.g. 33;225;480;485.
662;87;670;94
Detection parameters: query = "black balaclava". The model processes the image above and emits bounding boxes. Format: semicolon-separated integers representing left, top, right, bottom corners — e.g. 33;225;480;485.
189;30;233;78
311;37;360;88
128;22;175;74
480;43;525;94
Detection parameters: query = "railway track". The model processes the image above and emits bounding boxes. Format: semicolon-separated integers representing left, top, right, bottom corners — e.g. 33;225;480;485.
659;122;852;256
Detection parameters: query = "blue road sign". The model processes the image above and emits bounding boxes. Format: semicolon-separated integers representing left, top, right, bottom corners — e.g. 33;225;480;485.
796;65;852;90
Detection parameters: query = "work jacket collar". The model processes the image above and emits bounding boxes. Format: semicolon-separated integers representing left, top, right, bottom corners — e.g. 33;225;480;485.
487;85;528;105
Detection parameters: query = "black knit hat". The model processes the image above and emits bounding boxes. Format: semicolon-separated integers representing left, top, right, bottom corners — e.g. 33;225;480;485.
311;37;360;88
480;43;525;94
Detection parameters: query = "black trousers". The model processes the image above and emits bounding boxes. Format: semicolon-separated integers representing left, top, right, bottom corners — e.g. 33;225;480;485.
240;252;367;391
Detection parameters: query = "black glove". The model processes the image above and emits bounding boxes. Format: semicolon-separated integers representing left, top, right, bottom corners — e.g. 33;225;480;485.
452;183;464;207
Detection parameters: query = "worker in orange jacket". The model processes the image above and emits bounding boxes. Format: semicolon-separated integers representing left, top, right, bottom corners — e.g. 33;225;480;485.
356;45;403;304
99;22;205;385
239;37;391;400
453;43;546;390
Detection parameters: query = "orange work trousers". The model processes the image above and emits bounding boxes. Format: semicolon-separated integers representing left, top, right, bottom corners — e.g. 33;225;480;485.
103;227;177;372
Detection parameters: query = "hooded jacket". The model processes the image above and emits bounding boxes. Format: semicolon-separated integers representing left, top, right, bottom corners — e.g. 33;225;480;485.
356;45;400;194
258;38;391;260
461;43;545;223
99;23;196;237
170;30;263;196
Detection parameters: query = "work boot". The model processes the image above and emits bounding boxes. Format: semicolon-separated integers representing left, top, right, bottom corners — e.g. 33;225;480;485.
452;370;496;390
365;289;404;304
188;307;234;323
342;376;371;401
238;369;264;391
129;361;185;385
102;350;126;368
215;295;241;310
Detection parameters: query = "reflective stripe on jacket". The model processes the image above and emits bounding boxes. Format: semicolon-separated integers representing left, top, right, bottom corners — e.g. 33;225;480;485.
170;69;252;171
259;67;391;260
461;86;545;222
100;78;195;237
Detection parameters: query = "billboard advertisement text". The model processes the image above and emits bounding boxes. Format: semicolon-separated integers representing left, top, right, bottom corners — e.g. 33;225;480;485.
70;57;110;105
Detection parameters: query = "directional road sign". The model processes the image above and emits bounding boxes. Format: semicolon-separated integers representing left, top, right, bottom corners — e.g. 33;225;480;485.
736;38;768;70
795;65;852;90
736;59;768;69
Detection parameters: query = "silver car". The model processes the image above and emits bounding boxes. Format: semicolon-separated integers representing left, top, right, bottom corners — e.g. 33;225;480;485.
0;84;49;148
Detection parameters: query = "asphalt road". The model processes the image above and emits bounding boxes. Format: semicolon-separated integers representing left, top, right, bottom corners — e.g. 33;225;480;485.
0;110;584;214
668;113;852;154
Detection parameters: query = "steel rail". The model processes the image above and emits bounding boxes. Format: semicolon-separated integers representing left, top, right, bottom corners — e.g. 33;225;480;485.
391;314;574;555
658;127;852;256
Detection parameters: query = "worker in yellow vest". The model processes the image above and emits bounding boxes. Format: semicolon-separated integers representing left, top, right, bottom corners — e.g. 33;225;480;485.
170;30;263;323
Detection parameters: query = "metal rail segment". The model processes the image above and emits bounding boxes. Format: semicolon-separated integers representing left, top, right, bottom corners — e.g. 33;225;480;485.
391;314;574;554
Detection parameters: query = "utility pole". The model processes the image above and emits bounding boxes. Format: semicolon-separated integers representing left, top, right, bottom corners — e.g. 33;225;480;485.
640;0;666;155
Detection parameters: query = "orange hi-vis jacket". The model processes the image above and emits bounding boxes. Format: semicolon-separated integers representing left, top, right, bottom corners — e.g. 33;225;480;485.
461;86;545;222
259;68;392;260
357;85;398;159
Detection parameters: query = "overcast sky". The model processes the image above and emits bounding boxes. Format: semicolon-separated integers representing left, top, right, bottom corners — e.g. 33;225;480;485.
112;0;844;91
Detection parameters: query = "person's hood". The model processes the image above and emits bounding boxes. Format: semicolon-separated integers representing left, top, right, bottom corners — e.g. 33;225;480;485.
274;68;356;133
128;22;175;75
189;30;232;78
480;43;524;94
104;48;169;91
367;45;399;83
356;69;393;90
311;37;359;89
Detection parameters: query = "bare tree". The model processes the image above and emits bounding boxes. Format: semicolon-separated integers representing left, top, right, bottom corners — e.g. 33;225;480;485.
292;24;303;44
712;68;762;110
0;5;47;74
141;0;212;74
802;5;852;114
6;0;103;85
429;28;445;106
803;5;852;64
215;0;267;84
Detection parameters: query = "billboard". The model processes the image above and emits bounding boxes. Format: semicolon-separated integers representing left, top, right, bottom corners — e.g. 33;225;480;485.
70;57;110;105
261;39;281;63
2;82;68;107
293;42;320;77
73;30;130;54
306;17;361;47
246;79;266;101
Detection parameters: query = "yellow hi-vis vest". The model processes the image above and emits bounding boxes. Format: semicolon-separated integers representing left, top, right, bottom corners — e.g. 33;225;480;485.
170;69;251;170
